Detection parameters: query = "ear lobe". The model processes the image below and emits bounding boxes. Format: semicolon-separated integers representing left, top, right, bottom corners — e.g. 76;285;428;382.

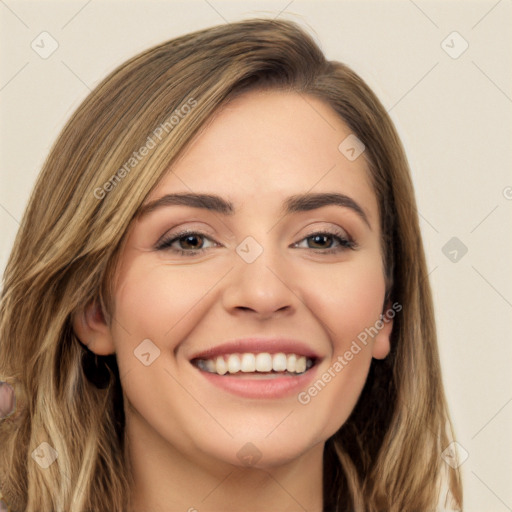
371;301;394;360
71;299;115;356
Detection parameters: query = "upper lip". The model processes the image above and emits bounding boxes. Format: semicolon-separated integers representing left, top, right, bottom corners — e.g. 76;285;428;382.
189;337;321;361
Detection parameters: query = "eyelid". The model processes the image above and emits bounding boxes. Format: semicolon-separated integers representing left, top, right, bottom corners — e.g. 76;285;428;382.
155;224;216;246
292;227;357;251
296;221;355;242
300;223;351;239
155;228;218;251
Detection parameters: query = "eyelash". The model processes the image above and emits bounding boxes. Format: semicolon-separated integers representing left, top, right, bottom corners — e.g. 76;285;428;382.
155;229;357;256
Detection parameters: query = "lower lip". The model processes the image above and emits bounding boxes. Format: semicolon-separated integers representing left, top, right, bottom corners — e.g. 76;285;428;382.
193;365;319;399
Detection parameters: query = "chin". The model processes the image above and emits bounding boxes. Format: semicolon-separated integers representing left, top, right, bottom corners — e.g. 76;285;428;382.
191;427;324;470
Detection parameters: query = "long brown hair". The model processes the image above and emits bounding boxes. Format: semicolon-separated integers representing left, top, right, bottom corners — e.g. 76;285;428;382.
0;18;462;511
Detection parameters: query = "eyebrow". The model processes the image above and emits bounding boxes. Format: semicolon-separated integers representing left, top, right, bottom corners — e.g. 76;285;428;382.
137;192;371;228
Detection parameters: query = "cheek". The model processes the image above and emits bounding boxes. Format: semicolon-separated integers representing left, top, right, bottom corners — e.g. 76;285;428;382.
294;256;385;438
305;256;386;347
113;260;219;342
109;258;226;390
112;256;233;387
110;260;227;450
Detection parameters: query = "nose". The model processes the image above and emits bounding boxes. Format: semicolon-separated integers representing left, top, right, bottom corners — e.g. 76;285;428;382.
221;241;298;321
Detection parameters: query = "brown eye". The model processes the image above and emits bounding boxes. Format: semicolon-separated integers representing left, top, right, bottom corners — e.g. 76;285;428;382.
156;230;218;254
307;234;335;249
293;230;356;254
178;234;205;250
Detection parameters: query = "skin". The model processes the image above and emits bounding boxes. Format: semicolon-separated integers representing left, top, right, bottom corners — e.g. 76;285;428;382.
73;90;393;511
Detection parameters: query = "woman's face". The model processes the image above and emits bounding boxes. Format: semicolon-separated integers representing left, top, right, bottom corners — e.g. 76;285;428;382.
92;90;392;468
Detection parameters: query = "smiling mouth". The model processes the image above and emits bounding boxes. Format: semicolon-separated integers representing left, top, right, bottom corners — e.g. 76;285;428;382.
192;352;316;377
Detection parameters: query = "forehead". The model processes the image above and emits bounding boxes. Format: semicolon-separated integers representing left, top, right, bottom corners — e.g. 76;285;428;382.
148;90;378;221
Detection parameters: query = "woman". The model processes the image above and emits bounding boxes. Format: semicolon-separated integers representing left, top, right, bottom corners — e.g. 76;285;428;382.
0;18;462;511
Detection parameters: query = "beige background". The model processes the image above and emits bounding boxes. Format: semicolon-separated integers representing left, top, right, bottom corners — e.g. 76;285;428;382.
1;1;511;510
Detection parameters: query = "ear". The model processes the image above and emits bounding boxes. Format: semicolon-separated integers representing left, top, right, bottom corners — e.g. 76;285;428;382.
371;300;394;360
71;298;115;356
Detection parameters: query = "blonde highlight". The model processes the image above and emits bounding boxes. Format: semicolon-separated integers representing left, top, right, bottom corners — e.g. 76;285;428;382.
0;18;462;511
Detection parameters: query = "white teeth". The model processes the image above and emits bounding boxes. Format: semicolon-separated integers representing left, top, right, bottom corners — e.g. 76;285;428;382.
286;354;297;372
255;353;272;372
215;356;227;375
295;356;306;373
196;352;314;376
227;354;241;374
240;353;256;372
272;353;287;372
205;359;216;372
